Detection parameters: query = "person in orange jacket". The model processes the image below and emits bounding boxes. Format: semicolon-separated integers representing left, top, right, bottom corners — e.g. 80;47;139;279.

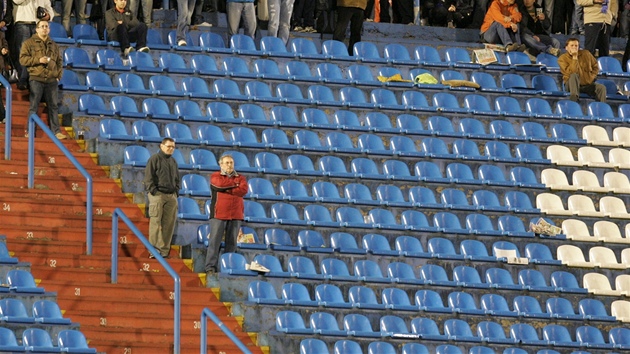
480;0;526;52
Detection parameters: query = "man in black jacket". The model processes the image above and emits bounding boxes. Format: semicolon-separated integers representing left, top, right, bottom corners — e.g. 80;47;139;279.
519;0;561;56
105;0;149;56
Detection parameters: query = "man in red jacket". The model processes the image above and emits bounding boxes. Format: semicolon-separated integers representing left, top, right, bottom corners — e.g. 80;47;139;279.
204;154;248;277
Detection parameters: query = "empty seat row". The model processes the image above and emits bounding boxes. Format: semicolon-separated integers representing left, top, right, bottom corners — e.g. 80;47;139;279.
557;245;630;269
547;145;630;169
582;125;630;147
583;273;630;297
0;298;71;325
223;253;585;293
561;218;630;243
277;310;627;349
251;280;613;321
542;169;630;194
0;326;95;353
537;193;630;220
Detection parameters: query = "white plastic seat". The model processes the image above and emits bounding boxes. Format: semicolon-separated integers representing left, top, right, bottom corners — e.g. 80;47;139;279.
572;170;609;193
540;168;578;191
615;274;630;296
613;126;630;147
583;272;623;296
536;193;573;216
582;125;617;146
600;196;630;219
546;145;583;167
577;146;614;168
604;172;630;194
567;194;604;217
594;220;628;243
622;248;630;264
562;219;596;242
557;245;594;268
611;300;630;322
609;148;630;169
589;246;627;269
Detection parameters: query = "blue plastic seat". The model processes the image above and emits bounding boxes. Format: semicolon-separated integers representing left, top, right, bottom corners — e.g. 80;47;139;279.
515;143;550;164
402;91;438;112
386;262;424;285
164;123;198;145
319;39;353;60
375;185;409;207
485;268;522;290
288;37;321;59
334;339;365;353
123;146;150;167
177;197;207;220
440;189;475;211
576;325;614;349
258;37;294;59
227;33;257;54
116;73;153;95
501;73;537;95
446;162;481;185
7;270;44;294
520;121;554;142
421;137;455;159
213;79;247;101
312;181;346;203
245;81;280;103
537;52;560;72
477;321;516;344
303;205;340;228
532;74;567;96
352;41;386;63
288;256;323;280
321;257;360;282
180;77;215;99
85;71;122;93
479;165;513;186
315;284;352;308
279;283;315;306
189;55;222;77
382;159;418;182
336;206;372;228
415;290;450;313
382;287;418;312
300;108;332;129
307;84;341;106
428;237;464;260
221;56;255;79
309;312;346;336
420;264;457;286
509;167;545;189
495;96;529;117
248;281;283;304
368;209;404;230
448;291;485;315
444;318;481;342
195;125;229;147
598;78;630;101
550;271;588;293
287;154;322;176
579;299;616;321
407;186;442;208
324;131;359;153
296;230;331;253
518;269;556;292
0;326;25;352
379;315;414;338
525;243;561;265
383;43;415;64
243;200;273;224
278;179;313;202
459;240;495;262
59;69;88;91
411;318;449;341
344;183;378;206
554;100;586;122
357;133;391;156
346;64;379;86
276;311;313;334
248;178;281;201
608;327;630;349
340;86;374;109
276;83;312;105
484;141;518;162
49;21;74;44
78;94;114;117
370;88;404;110
513;295;551;319
143;28;169;50
466;213;502;236
471;190;506;212
196;32;227;53
432;92;467;113
318;156;355;178
510;323;548;346
57;330;97;353
270;203;306;226
551;122;587;143
353;259;390;283
464;94;500;116
351;158;385;180
0;298;35;323
390;136;424;158
427;115;460;137
588;101;618;122
524;97;560;119
414;45;449;67
179;174;210;197
127;51;163;73
444;47;480;69
251;59;284;81
457;119;490;141
157;52;193;74
73;24;106;45
490;120;522;140
441;70;475;91
286;61;317;82
394;236;430;258
399;210;437;232
481;294;517;317
315;62;348;84
228;127;263;148
300;338;330;354
220;253;257;276
342;314;379;338
362;234;398;256
140;98;176;122
22;328;60;353
237;104;270;126
543;324;579;347
347;286;385;310
545;297;582;320
471;72;508;93
598;56;627;76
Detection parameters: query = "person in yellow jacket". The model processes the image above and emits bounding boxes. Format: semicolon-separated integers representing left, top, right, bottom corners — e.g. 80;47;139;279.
558;37;606;102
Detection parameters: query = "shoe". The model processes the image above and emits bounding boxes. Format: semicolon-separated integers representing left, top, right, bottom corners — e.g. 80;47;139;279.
138;46;150;53
123;47;135;57
24;133;28;138
303;26;317;33
517;44;527;52
177;39;187;46
55;132;67;140
447;21;455;28
548;47;560;56
198;22;212;27
293;26;304;32
17;83;27;90
505;43;519;52
246;261;270;273
523;49;537;61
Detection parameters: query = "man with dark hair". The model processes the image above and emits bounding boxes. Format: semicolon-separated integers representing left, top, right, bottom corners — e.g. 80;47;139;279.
144;138;180;258
13;0;53;90
204;154;247;277
105;0;149;56
519;0;561;56
558;37;606;102
333;0;368;55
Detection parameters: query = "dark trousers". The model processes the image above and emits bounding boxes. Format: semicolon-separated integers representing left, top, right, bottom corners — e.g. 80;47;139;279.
623;36;630;71
112;22;148;52
292;0;315;27
12;23;36;87
333;6;364;56
392;0;414;24
565;73;607;102
204;218;241;272
28;80;60;134
584;22;610;57
365;0;390;22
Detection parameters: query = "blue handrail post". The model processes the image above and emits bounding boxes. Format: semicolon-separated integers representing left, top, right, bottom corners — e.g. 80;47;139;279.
200;308;252;354
1;75;12;160
111;209;180;353
26;114;94;255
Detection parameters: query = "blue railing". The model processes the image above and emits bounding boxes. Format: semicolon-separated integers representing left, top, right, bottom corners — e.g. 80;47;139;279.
1;75;12;160
111;208;181;354
200;308;252;354
27;114;93;254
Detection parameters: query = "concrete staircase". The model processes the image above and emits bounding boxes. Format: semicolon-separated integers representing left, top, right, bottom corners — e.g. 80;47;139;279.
0;86;264;353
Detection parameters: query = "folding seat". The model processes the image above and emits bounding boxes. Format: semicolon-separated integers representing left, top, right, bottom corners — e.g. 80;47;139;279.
60;69;88;91
525;97;561;119
509;323;548;346
194;125;228;148
480;293;517;317
466;213;502;236
323;131;359;154
278;179;313;202
444;319;481;342
589;246;627;269
386;263;424;286
243;200;275;224
414;45;449;66
380;160;417;182
123;146;151;168
600;196;630;219
536;193;571;215
180;77;215;100
343;314;380;338
520;121;553;143
623;248;630;264
315;283;353;308
339;86;374;109
22;328;60;353
419;264;457;286
543;324;580;348
389;136;423;158
515;143;550;164
321;257;362;281
426;116;460;138
436;345;464;354
247;178;281;201
179;174;211;197
348;285;386;310
440;188;475;211
244;81;281;103
445;162;480;185
402;343;430;354
374;185;409;207
313;62;347;85
532;74;567;96
63;47;98;69
49;21;74;44
459;240;495;262
433;212;468;234
578;298;616;321
597;78;629;101
583;272;623;296
616;274;630;295
411;318;449;341
300;338;330;354
458;118;491;140
489;120;522;141
57;330;97;353
432;92;468;113
408;186;442;209
561;218;596;242
0;298;35;323
567;194;604;217
367;341;398;354
334;339;365;353
0;327;25;352
164;123;198;145
276;311;313;334
610;147;630;169
588;102;619;123
494;95;529;117
506;51;541;70
287;256;324;280
356;134;391;156
524;243;561;265
177;197;208;220
471;190;506;212
227;127;262;149
577;146;613;168
173;100;207;122
382;43;415;64
401;90;439;112
428;237;464;259
85;71;122;93
140;98;177;121
127;51;163;73
518;269;556;292
213;79;248;101
508;167;542;189
576;326;615;349
303;204;340;228
401;210;439;232
189;55;222;77
269;202;305;226
219;252;257;276
540;169;575;191
513;295;551;319
478;165;513;186
476;321;516;345
501;73;537;95
349;41;384;63
497;215;534;238
612;300;630;322
336;206;372;228
447;291;485;315
440;70;474;91
485;268;522;290
551;124;587;145
130;121;161;143
343;183;378;206
310;312;346;336
221;57;255;79
347;64;380;86
549;270;588;294
351;158;386;180
395;235;431;258
319;39;354;60
310;182;345;204
571;170;608;193
613;126;630;146
286;154;322;177
609;327;630;351
247;280;284;304
545;297;583;320
306;84;343;107
484;141;519;162
157;52;193;74
99;119;132;141
379;315;415;339
468;72;506;94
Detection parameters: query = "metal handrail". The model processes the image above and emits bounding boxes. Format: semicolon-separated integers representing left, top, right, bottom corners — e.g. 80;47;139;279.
111;208;181;354
200;308;252;354
1;75;12;160
27;114;93;254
